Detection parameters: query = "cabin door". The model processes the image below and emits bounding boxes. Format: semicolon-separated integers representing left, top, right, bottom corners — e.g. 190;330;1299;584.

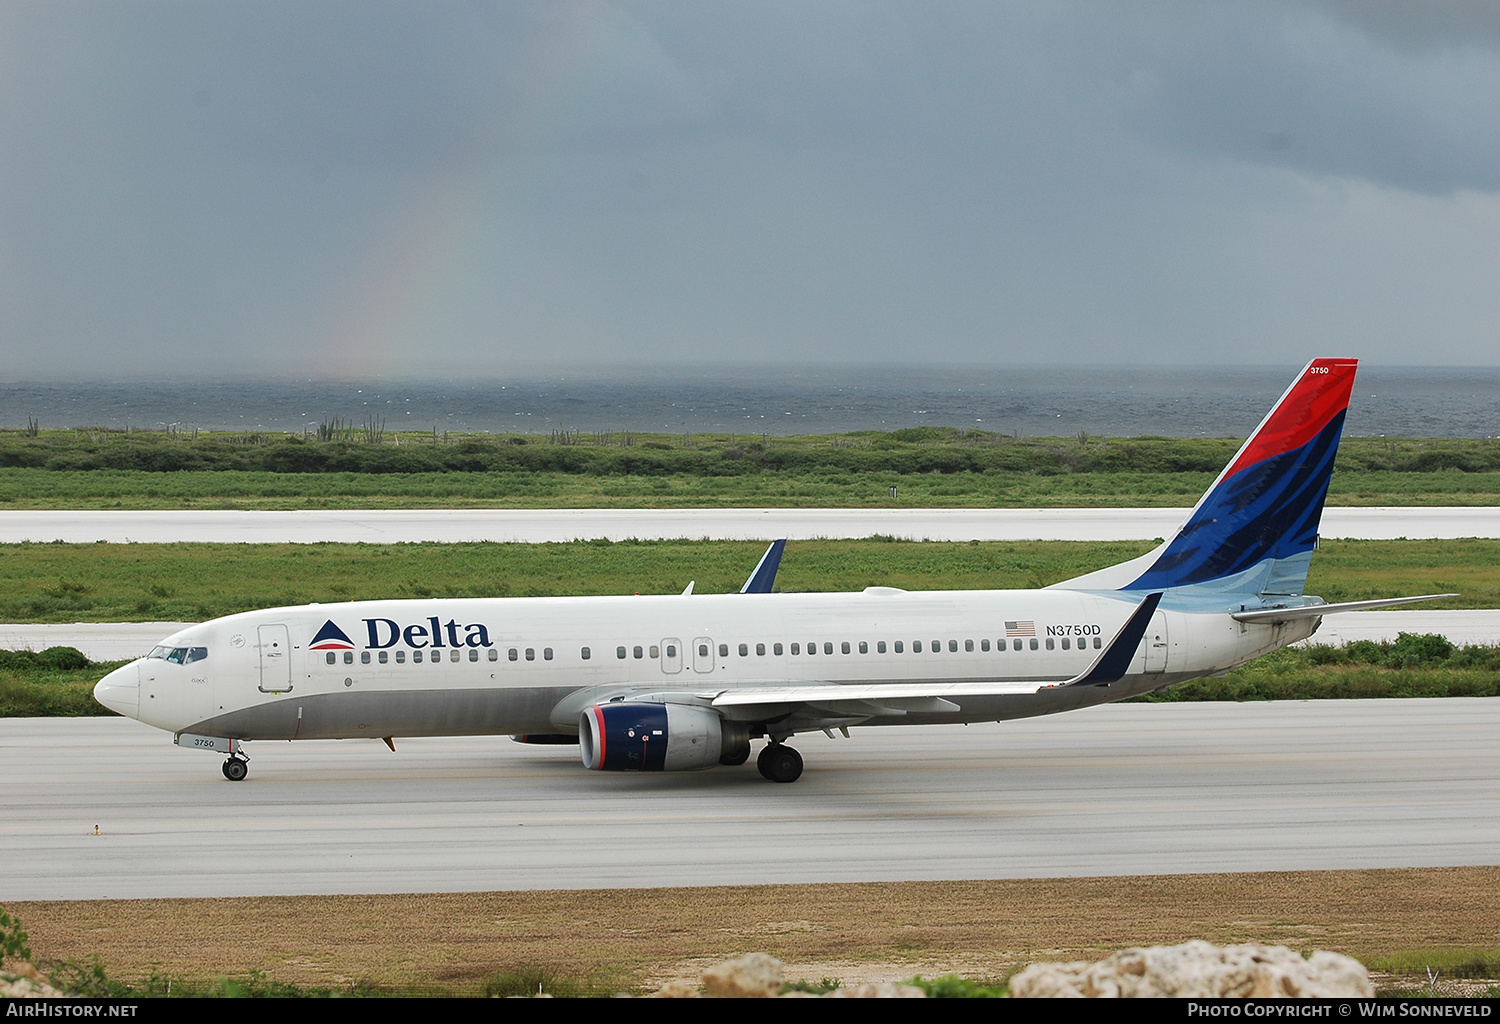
257;624;293;693
1144;612;1169;675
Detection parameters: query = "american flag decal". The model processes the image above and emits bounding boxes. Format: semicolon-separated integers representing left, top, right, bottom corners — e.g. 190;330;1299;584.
1005;620;1036;637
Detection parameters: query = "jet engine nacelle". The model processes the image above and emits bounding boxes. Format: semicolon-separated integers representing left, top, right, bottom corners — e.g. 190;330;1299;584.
579;701;728;772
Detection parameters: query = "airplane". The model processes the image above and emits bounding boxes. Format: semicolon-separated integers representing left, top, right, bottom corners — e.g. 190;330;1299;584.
93;358;1452;784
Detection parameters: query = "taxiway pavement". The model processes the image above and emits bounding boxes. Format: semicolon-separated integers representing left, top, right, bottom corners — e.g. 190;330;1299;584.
4;700;1496;900
1;506;1496;544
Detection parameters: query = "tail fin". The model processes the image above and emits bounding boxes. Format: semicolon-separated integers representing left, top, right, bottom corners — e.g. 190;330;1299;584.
1053;358;1357;597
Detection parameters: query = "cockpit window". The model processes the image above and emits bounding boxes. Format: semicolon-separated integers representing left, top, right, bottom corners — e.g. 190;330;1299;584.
148;645;207;664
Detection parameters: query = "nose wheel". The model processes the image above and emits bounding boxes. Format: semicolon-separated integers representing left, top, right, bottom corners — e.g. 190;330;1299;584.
222;755;249;782
756;742;803;783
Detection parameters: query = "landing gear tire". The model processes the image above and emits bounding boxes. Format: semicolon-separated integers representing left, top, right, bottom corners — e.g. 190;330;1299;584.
756;743;803;783
222;757;248;782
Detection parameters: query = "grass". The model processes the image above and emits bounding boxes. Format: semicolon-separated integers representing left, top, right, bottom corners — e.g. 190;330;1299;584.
1;467;1498;510
1;428;1498;509
0;538;1495;624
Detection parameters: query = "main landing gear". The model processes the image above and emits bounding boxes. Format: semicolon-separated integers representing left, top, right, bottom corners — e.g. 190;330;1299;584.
756;742;803;783
221;755;249;782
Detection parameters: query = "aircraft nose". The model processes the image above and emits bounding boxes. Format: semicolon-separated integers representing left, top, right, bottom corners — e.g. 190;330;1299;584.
94;662;140;718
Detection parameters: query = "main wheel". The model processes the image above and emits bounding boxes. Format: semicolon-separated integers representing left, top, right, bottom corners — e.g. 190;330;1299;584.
223;758;248;782
757;744;803;784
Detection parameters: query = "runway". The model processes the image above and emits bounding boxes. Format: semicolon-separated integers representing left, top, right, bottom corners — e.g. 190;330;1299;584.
7;610;1499;662
4;700;1497;900
0;506;1496;544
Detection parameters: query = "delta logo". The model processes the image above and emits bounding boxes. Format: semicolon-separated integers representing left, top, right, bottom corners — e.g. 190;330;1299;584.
309;620;356;651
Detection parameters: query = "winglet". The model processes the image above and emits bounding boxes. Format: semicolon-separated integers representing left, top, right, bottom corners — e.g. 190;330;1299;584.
1067;592;1163;687
739;539;786;594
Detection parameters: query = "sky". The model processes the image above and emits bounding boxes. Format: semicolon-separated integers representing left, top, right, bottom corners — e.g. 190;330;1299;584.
2;1;1497;379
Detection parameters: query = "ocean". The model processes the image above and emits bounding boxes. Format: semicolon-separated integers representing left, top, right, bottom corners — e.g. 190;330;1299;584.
1;365;1496;439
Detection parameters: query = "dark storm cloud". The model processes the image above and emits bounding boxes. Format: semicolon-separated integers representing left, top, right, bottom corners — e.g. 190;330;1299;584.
1;2;1497;378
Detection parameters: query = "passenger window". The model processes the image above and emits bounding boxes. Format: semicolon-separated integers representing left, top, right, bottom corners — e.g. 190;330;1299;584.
1029;639;1038;651
470;649;480;662
413;650;424;663
1046;638;1055;650
981;639;989;652
698;643;709;658
895;641;904;653
525;648;535;661
543;648;553;661
913;641;922;653
948;640;958;653
790;643;800;655
665;644;676;658
344;651;354;664
774;643;783;655
488;648;498;661
825;642;834;655
719;643;728;658
807;642;817;656
617;646;627;659
378;651;389;664
650;645;660;658
1014;639;1022;651
580;647;590;660
1094;637;1102;649
965;639;973;652
396;650;406;663
448;650;458;662
360;651;370;664
1062;638;1070;650
325;652;336;665
841;642;850;654
877;641;886;653
634;646;644;659
934;640;943;653
738;643;748;657
756;643;765;656
858;641;867;654
508;648;518;661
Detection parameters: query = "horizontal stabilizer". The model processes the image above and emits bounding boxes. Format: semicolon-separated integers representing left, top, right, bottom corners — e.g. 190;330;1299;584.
1231;593;1457;623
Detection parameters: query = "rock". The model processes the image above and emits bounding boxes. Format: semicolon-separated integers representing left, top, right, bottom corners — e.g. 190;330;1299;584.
1010;941;1374;998
701;953;784;998
1;963;68;999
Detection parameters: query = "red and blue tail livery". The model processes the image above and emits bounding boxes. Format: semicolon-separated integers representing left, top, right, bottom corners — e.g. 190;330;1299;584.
1128;358;1356;594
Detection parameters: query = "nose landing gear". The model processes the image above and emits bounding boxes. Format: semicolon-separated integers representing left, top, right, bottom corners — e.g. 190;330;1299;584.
222;755;249;782
756;742;803;783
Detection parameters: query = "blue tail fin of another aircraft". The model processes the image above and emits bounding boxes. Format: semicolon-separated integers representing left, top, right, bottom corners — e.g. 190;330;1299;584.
1053;358;1358;598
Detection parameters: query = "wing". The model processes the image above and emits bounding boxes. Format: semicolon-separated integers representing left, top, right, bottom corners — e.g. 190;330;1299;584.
701;592;1163;720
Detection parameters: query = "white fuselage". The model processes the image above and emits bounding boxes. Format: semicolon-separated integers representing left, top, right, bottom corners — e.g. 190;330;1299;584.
94;587;1315;743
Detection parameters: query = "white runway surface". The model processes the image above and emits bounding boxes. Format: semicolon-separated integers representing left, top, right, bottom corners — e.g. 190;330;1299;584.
0;506;1496;544
6;610;1499;662
4;701;1497;900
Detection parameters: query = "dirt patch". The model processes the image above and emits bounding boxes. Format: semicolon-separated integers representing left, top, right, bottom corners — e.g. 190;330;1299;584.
11;866;1499;993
